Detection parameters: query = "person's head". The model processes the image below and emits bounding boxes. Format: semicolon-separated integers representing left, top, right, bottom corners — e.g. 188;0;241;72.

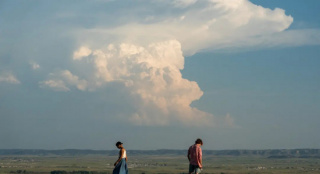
195;138;203;146
115;141;123;149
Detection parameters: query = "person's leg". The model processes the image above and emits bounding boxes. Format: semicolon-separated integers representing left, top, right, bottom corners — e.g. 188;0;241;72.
119;159;128;174
189;164;195;174
195;166;201;174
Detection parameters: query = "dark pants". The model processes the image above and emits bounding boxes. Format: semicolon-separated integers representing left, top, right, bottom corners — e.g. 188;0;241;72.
189;164;201;173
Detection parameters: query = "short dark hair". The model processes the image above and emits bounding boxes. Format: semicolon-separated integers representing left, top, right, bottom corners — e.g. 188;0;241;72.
195;138;203;145
116;141;123;146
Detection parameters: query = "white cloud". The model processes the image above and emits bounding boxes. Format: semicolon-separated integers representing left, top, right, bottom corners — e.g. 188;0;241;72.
30;61;40;70
40;70;88;91
71;40;214;125
39;79;70;92
73;0;320;56
72;0;313;55
73;46;92;60
0;72;20;84
41;0;319;126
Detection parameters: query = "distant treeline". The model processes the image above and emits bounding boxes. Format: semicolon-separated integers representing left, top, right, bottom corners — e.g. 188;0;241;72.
1;149;320;158
8;170;109;174
50;171;109;174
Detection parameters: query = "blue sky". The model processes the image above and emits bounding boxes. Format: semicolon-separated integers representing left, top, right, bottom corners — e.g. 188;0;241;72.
0;0;319;150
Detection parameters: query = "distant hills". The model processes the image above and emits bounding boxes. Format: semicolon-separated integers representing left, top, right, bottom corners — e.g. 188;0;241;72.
0;149;320;158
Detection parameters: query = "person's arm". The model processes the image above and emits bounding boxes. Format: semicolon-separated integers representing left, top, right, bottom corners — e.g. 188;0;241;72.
114;149;124;166
198;147;202;168
125;149;128;162
187;147;191;162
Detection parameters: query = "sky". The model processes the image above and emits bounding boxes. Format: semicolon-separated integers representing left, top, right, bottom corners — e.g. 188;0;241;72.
0;0;319;150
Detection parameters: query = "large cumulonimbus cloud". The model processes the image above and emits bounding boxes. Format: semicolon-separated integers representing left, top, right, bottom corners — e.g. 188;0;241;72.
40;0;320;126
42;40;213;126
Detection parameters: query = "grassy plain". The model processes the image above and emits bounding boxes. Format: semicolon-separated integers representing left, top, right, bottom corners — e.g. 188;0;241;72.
1;155;320;174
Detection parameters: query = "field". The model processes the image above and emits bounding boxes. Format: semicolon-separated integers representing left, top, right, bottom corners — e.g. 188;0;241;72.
1;155;320;174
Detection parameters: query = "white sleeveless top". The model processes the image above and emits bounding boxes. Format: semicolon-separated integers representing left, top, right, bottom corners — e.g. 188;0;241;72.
122;150;126;158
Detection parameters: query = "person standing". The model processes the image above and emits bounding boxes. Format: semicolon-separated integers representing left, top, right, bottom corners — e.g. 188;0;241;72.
187;138;203;174
113;141;128;174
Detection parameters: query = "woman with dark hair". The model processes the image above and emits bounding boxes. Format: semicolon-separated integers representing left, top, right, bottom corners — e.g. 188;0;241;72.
113;141;128;174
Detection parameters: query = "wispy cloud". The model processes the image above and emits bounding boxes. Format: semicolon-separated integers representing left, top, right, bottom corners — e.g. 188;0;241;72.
0;72;20;84
40;70;88;92
39;79;70;92
30;61;40;70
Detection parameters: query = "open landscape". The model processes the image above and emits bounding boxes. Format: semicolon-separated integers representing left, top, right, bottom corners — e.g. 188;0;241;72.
1;149;320;174
2;0;320;173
